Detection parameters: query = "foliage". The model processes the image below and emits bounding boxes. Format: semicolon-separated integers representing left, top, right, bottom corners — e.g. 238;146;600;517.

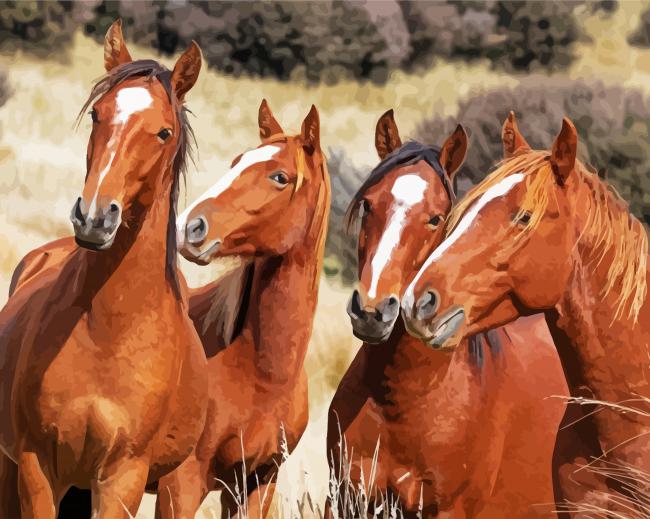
0;0;602;83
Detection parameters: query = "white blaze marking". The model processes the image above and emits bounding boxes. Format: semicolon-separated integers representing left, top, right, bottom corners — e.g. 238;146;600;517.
367;174;427;299
176;145;281;244
403;172;526;310
88;87;153;216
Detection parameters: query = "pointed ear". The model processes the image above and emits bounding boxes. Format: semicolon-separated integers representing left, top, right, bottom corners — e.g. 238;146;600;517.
375;109;402;160
550;117;578;186
104;19;132;72
301;105;320;155
438;124;468;179
502;111;531;158
170;41;202;101
258;99;283;141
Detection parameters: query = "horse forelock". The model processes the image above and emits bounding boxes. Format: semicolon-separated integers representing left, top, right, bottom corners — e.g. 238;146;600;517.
447;150;648;322
79;59;196;299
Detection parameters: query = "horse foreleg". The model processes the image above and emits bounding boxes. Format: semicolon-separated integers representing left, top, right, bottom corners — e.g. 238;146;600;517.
0;451;20;519
17;449;61;519
91;456;149;519
155;452;209;519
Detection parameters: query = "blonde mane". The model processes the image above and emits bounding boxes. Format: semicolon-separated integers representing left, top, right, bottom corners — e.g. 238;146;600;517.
446;151;648;322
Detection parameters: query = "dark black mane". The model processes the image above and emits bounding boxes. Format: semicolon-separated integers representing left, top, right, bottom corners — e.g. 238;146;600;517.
79;59;195;298
345;140;454;230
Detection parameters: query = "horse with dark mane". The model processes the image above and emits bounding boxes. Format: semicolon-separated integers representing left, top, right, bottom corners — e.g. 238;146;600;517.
328;110;567;517
154;100;330;519
0;21;207;518
403;112;650;516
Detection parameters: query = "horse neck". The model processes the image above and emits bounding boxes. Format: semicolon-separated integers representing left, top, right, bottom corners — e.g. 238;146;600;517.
242;176;328;386
83;164;178;313
546;182;650;399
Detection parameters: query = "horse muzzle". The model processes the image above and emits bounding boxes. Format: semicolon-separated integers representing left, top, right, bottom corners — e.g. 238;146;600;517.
70;197;121;251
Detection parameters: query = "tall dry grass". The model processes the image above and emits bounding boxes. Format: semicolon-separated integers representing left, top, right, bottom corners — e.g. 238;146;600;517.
0;3;649;517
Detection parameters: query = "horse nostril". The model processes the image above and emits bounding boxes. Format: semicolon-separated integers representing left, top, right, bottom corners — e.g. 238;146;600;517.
109;202;120;215
416;290;439;321
347;289;364;320
387;296;398;307
186;216;208;245
71;197;87;225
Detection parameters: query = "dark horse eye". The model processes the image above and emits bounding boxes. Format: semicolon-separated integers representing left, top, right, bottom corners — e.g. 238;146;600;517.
362;199;371;214
428;215;443;227
269;171;289;186
515;211;532;225
90;109;99;123
157;128;172;142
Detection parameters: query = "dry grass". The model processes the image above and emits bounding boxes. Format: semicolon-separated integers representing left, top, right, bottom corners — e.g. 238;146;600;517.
0;3;649;517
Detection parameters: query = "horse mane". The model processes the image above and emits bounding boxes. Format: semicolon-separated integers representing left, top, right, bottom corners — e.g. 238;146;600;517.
195;136;331;349
344;140;452;232
78;59;195;299
447;151;648;322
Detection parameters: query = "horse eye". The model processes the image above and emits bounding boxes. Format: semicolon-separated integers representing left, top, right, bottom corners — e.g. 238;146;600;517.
157;128;172;142
90;109;99;123
269;171;289;187
428;215;443;227
514;211;532;225
362;200;371;215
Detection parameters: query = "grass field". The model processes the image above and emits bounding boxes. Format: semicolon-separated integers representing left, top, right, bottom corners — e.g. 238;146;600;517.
1;3;649;516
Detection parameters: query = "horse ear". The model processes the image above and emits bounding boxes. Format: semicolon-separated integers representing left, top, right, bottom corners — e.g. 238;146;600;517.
258;99;284;141
550;117;578;186
104;19;132;72
301;104;320;155
502;111;531;158
170;41;202;101
375;109;402;160
438;124;468;180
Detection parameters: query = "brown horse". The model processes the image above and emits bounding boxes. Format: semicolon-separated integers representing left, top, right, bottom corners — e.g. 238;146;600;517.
0;21;207;518
327;110;567;518
155;100;330;519
402;112;650;516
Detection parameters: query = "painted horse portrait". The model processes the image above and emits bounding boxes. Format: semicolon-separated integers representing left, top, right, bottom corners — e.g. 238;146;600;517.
402;112;650;516
154;100;330;518
0;20;208;518
327;110;567;518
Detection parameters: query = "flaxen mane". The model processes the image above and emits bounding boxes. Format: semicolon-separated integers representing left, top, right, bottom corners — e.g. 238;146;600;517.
447;151;648;321
78;59;195;298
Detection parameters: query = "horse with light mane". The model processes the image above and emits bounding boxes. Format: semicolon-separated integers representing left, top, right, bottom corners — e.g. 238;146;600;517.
154;100;330;519
402;112;650;516
327;110;567;518
0;21;208;518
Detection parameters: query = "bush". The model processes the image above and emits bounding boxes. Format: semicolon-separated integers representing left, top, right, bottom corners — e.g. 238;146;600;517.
629;6;650;48
416;79;650;226
0;1;601;83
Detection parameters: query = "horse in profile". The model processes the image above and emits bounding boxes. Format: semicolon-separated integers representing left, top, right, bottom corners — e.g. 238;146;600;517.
155;100;330;518
328;109;567;518
0;20;207;518
403;112;650;516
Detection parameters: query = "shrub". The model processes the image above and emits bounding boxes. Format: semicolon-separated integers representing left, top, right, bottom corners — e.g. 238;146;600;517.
629;6;650;48
416;79;650;226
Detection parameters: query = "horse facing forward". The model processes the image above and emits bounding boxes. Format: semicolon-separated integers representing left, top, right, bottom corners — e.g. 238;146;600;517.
328;109;567;518
403;112;650;516
0;21;207;518
154;100;330;518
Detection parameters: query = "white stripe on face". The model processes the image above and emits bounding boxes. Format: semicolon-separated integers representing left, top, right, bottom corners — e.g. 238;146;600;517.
88;87;153;216
402;172;526;310
367;174;428;299
176;144;281;243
